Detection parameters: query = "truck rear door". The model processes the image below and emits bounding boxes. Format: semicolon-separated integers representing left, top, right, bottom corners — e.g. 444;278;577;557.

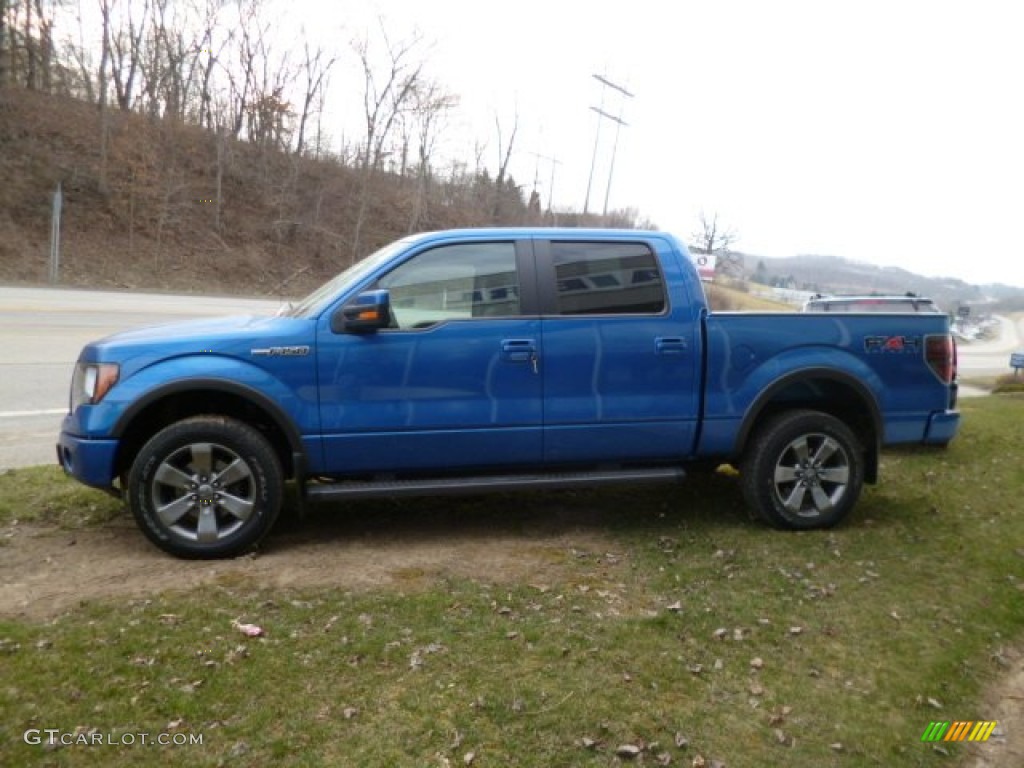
534;237;702;464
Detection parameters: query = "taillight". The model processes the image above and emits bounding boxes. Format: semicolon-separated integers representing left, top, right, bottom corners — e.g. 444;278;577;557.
925;334;956;384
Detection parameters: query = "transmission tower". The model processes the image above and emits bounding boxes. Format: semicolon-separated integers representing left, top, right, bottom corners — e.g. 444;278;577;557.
583;73;634;216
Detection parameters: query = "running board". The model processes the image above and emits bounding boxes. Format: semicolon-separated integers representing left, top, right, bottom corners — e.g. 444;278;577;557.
304;467;686;502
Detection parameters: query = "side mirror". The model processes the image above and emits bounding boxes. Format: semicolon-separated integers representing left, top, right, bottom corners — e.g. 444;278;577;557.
333;289;391;334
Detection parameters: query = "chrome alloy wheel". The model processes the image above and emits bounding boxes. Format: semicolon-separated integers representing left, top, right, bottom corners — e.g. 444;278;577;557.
150;442;256;544
771;432;851;518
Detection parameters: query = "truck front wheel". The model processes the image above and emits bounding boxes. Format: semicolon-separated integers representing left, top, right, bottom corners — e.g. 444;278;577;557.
127;416;283;558
741;410;864;530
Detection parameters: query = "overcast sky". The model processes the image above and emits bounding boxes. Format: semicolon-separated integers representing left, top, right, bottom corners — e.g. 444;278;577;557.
300;0;1021;288
234;1;1023;289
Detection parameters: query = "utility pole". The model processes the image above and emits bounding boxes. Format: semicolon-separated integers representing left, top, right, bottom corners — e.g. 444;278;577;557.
583;73;633;216
595;106;627;217
530;151;562;214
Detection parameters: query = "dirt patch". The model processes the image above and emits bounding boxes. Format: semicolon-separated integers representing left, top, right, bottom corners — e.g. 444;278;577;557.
964;645;1024;768
0;503;622;622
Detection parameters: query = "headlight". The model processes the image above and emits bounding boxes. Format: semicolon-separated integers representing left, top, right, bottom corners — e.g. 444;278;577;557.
70;363;120;411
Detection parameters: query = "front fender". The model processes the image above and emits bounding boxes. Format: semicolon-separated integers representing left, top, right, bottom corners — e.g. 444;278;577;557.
70;355;317;447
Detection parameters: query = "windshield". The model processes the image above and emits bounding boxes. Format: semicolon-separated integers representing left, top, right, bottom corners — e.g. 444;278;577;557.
283;238;414;318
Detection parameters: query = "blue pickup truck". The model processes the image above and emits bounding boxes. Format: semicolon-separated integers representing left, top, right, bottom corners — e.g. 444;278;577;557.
57;228;960;558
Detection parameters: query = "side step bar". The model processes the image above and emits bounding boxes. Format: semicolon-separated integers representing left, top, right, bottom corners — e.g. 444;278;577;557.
305;467;686;502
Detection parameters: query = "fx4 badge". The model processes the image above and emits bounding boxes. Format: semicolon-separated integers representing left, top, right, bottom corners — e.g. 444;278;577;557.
251;345;310;357
864;335;921;353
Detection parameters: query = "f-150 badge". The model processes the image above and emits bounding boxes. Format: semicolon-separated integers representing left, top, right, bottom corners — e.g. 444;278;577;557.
251;346;310;356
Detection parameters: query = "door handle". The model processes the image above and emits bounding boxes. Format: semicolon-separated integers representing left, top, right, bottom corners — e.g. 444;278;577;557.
501;339;537;362
655;337;688;355
501;339;539;372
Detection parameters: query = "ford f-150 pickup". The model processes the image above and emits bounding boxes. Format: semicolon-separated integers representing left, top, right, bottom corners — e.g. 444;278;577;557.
57;228;961;558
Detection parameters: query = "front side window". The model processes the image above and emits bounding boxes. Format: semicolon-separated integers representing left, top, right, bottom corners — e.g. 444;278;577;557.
377;242;520;329
550;242;666;315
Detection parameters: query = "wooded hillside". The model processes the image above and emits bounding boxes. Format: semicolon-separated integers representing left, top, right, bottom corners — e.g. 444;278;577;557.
0;1;640;296
1;86;616;296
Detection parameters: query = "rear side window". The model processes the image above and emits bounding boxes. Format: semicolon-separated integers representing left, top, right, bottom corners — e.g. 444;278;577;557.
549;241;666;315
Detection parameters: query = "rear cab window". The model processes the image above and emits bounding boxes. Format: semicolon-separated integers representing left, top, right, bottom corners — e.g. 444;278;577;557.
544;241;667;315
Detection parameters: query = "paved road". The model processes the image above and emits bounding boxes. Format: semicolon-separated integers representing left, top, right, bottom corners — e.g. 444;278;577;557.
956;314;1024;376
1;286;281;471
2;287;1021;470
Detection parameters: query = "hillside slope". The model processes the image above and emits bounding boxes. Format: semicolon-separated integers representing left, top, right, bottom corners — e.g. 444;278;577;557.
749;252;1024;311
0;89;541;297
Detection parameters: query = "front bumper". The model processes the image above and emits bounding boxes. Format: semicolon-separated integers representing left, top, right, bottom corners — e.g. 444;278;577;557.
57;427;120;492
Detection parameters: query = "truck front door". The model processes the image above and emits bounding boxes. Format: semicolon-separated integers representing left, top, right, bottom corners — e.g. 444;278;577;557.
316;240;543;474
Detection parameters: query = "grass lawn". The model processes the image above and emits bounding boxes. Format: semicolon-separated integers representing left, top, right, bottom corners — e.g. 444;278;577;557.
1;395;1021;766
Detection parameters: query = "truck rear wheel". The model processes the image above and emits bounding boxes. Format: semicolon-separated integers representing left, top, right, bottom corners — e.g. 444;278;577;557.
741;410;864;530
127;416;282;558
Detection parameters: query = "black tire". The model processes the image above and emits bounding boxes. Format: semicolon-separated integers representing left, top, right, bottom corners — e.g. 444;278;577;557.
128;416;283;559
741;410;864;530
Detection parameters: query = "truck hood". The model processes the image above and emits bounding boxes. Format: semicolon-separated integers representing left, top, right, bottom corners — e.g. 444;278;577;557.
80;314;315;376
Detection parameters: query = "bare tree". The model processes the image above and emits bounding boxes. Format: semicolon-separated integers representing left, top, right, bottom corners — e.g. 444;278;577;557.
151;0;192;120
355;21;425;172
107;0;149;111
19;0;49;89
223;0;294;148
294;39;336;157
96;0;113;189
97;0;112;106
33;0;55;90
693;210;735;253
62;13;95;101
213;118;228;231
206;94;237;233
22;0;36;88
249;54;296;150
135;0;169;118
491;106;519;221
350;20;427;258
138;0;205;121
406;80;456;231
0;0;8;86
225;2;252;133
2;0;61;90
194;0;226;129
693;210;743;277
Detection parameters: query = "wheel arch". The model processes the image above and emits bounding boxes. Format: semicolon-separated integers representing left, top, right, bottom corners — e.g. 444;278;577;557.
111;379;304;481
735;368;881;483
